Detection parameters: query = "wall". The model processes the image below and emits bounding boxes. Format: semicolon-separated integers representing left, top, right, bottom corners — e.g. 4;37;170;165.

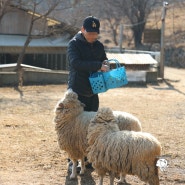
0;7;48;35
0;69;158;86
0;70;69;86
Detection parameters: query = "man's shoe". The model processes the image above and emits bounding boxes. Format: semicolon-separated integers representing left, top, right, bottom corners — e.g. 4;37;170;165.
85;162;93;169
84;157;94;169
67;160;81;173
67;160;73;172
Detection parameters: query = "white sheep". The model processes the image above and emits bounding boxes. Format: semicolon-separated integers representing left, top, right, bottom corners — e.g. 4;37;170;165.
54;89;142;179
87;107;161;185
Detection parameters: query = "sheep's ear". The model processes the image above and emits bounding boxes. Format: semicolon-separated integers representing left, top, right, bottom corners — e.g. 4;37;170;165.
111;120;118;125
58;103;64;109
67;88;73;93
81;102;85;107
90;121;96;125
66;91;78;100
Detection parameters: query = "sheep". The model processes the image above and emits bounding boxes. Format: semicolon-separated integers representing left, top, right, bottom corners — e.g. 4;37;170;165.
54;89;142;179
87;107;161;185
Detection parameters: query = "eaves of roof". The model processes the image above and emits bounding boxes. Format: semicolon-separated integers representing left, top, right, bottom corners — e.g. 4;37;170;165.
106;53;158;65
0;34;70;47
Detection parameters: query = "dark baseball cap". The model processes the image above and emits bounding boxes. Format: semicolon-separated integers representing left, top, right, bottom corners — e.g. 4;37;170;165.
83;16;100;34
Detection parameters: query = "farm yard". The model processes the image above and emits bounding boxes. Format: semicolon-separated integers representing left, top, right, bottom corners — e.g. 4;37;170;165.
0;67;185;185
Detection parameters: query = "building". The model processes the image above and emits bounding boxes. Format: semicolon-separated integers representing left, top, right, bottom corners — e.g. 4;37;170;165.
0;4;78;70
106;50;160;83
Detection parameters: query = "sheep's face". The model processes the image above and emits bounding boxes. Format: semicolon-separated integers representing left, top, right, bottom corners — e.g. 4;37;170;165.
54;92;85;123
89;108;119;134
94;107;115;123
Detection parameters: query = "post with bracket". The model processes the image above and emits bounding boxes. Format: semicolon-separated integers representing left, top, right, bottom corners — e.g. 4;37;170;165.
159;1;168;79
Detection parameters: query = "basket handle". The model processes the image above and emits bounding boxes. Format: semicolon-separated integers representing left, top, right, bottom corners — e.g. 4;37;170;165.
107;59;121;68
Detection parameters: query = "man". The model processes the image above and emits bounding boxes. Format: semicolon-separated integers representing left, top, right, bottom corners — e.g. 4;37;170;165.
67;15;109;112
67;15;109;170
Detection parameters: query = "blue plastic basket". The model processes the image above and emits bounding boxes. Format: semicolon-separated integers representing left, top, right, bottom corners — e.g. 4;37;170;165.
89;72;107;94
103;59;128;89
89;59;128;94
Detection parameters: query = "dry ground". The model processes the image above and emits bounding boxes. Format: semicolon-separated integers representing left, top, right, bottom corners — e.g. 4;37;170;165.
0;67;185;185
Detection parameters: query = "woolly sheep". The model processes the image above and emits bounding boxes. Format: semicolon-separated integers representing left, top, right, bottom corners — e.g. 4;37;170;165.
54;89;142;179
87;107;161;185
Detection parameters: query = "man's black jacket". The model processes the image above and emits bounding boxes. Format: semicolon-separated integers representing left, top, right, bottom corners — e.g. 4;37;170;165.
67;32;107;97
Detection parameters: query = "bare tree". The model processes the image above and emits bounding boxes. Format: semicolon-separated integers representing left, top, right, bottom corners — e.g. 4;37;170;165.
94;0;160;48
12;0;81;87
53;0;94;28
0;0;83;87
126;0;160;48
0;0;13;20
100;2;122;46
15;0;60;86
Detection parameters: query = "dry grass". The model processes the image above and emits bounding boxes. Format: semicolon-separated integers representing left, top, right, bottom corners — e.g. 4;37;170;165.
0;67;185;185
100;2;185;49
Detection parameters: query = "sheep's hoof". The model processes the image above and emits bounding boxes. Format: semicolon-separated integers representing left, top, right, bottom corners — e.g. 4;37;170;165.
70;174;77;180
79;170;85;175
118;179;127;184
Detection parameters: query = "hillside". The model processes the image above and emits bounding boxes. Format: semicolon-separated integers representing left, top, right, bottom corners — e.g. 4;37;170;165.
97;1;185;68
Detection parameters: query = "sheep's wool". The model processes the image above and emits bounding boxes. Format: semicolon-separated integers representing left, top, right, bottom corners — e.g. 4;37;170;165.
87;107;161;185
54;89;142;179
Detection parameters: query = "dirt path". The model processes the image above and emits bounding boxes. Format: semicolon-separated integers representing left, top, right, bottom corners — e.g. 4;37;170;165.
0;67;185;185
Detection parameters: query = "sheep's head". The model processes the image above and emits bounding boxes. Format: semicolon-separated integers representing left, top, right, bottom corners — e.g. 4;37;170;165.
87;107;119;145
54;89;85;123
64;88;78;100
93;107;116;124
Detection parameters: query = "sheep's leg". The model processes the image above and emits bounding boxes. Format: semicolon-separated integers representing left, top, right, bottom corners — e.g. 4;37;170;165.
148;165;160;185
70;160;77;179
148;175;159;185
109;171;115;185
98;175;103;185
118;173;126;183
79;158;85;175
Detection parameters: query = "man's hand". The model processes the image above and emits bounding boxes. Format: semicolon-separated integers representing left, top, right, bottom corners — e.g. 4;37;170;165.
101;64;109;72
102;60;108;65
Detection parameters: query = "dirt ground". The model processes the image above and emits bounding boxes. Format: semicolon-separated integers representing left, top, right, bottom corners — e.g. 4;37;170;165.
0;67;185;185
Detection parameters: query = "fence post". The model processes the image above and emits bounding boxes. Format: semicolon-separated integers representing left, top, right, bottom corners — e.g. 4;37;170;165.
159;1;168;79
119;24;123;53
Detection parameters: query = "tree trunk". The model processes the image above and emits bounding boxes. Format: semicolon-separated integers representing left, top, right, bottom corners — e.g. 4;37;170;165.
112;29;118;46
16;10;34;87
132;27;142;48
15;0;60;87
16;36;31;87
132;22;145;48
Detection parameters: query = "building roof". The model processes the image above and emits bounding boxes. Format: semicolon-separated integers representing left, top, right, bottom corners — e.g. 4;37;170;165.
0;34;70;47
0;63;51;71
106;53;158;65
